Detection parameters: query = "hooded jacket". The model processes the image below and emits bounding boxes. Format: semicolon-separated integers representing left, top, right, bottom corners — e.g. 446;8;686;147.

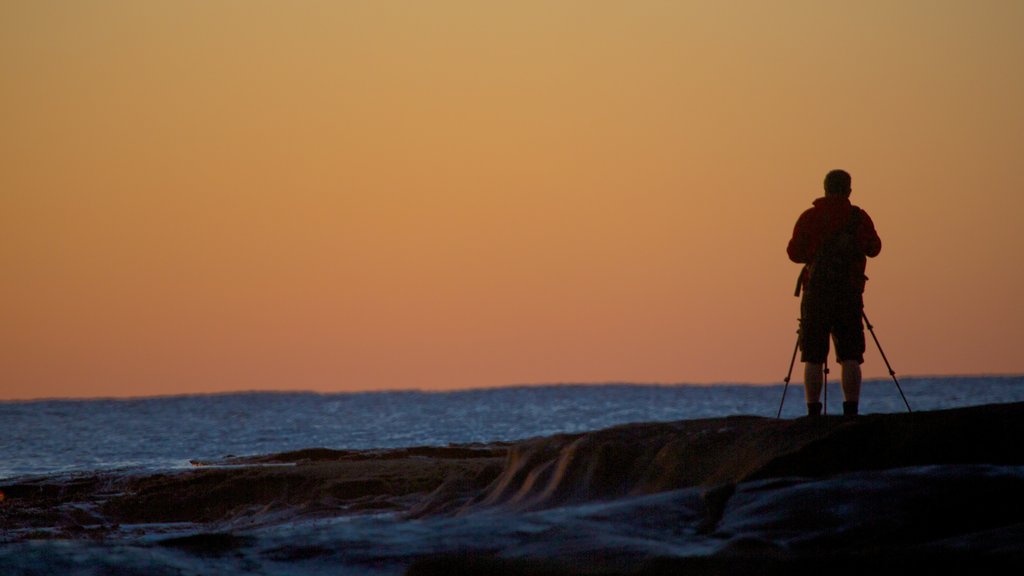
788;195;882;294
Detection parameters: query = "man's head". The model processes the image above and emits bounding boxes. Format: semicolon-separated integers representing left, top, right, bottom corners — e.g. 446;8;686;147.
824;169;852;197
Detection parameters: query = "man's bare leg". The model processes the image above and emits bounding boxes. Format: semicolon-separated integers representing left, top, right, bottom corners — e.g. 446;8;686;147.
841;360;861;416
804;362;823;416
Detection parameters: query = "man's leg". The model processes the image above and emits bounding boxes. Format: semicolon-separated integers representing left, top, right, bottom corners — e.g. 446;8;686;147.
834;296;866;416
804;362;823;416
841;360;861;416
798;293;831;414
799;294;829;417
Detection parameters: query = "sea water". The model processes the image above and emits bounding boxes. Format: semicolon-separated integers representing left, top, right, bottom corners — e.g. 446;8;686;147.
2;376;1021;481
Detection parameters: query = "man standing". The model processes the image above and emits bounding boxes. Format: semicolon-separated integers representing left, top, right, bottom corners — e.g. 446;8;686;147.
788;169;882;416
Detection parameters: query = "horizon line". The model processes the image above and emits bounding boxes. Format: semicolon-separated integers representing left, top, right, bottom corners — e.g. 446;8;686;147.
3;372;1022;404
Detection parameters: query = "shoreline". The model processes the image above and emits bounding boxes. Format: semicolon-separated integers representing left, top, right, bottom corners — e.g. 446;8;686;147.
3;402;1024;574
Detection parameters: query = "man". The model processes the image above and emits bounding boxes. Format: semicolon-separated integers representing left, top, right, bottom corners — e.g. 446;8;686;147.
787;169;882;416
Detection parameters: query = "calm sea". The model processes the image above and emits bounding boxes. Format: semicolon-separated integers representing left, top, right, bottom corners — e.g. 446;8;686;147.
2;376;1021;480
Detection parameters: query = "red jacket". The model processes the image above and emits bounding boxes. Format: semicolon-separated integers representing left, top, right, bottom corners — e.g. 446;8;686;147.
788;196;881;293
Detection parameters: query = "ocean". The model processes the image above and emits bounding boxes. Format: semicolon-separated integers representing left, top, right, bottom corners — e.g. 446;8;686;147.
3;376;1021;481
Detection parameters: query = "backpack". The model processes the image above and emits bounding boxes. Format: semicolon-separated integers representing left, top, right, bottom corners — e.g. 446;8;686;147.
797;208;862;297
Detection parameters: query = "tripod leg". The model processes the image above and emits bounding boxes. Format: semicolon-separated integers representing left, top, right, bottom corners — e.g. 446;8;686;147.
777;326;801;419
862;311;912;413
823;363;829;416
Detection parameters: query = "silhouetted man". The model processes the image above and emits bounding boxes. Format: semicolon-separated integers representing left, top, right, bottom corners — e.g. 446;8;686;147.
788;169;881;416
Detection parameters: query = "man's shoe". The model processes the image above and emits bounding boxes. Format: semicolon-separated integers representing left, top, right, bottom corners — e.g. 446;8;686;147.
843;401;859;416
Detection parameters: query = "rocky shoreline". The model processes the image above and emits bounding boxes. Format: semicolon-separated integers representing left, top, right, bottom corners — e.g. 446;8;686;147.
3;402;1023;574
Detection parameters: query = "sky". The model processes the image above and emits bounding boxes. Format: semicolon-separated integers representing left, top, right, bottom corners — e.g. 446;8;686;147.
2;1;1023;400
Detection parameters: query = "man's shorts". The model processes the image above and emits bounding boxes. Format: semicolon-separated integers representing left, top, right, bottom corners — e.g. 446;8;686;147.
799;291;865;364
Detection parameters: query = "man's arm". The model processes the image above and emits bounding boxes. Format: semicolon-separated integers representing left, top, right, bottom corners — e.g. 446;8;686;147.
787;211;813;263
858;211;882;258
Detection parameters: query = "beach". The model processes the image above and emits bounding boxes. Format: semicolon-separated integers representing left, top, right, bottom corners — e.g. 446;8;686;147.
3;400;1023;574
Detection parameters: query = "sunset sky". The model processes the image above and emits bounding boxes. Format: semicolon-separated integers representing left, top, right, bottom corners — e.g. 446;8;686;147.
3;1;1023;400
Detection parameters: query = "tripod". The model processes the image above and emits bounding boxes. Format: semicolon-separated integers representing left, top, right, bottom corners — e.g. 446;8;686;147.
776;311;911;418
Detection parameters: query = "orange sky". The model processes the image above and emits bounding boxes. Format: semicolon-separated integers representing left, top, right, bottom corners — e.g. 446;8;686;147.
3;1;1023;400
